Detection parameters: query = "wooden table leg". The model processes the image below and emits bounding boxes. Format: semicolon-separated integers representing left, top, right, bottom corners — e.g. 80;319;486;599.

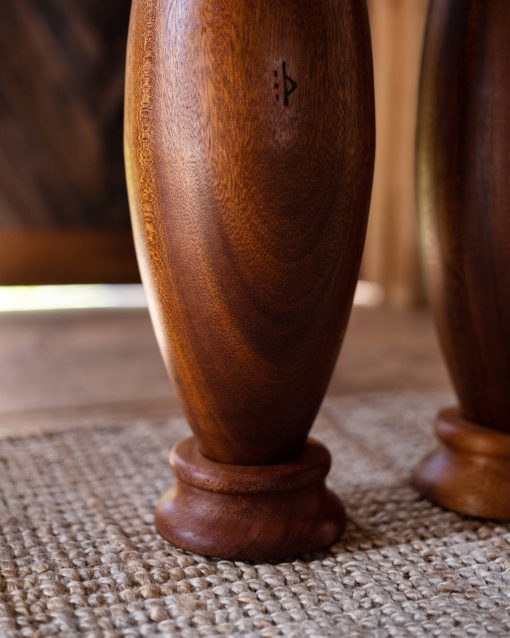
124;0;375;560
415;0;510;519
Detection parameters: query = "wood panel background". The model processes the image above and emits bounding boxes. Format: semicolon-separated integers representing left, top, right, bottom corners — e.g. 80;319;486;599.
362;0;430;306
0;0;138;283
0;0;429;293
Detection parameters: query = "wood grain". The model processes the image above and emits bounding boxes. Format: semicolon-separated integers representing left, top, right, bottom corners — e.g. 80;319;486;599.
415;0;510;518
156;437;345;562
125;0;374;558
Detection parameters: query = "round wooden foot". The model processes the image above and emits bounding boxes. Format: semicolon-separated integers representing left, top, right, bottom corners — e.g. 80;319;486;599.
155;437;345;561
414;408;510;520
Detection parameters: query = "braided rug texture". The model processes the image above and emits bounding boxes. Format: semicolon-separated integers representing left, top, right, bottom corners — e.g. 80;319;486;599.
0;391;509;637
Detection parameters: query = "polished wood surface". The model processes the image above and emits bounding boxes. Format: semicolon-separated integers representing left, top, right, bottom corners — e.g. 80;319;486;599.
125;0;375;559
415;0;510;518
156;437;344;562
417;408;510;520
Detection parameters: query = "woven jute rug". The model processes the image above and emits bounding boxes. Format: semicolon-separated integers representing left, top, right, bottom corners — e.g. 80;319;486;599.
0;391;509;637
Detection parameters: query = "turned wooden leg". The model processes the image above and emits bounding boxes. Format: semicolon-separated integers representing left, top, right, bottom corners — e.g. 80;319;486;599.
124;0;375;560
415;0;510;519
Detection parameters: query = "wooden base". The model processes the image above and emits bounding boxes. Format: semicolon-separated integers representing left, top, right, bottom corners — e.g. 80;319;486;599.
155;437;345;561
414;408;510;520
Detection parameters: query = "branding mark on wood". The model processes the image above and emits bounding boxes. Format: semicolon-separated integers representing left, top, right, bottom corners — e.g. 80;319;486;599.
274;61;297;106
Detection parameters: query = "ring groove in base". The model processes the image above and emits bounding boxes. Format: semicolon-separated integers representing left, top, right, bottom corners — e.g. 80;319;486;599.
155;437;345;561
414;407;510;520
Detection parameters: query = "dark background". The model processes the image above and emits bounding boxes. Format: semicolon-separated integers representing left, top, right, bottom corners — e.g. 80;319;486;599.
0;0;138;283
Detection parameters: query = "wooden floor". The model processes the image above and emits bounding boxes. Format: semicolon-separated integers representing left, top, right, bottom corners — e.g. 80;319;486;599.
0;306;451;429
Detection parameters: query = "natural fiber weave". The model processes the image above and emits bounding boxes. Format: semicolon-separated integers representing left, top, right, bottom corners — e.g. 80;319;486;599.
1;391;509;637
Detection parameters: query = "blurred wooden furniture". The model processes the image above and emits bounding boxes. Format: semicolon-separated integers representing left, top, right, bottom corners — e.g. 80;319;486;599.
362;0;429;307
415;0;510;519
125;0;375;560
0;0;138;283
0;0;430;300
